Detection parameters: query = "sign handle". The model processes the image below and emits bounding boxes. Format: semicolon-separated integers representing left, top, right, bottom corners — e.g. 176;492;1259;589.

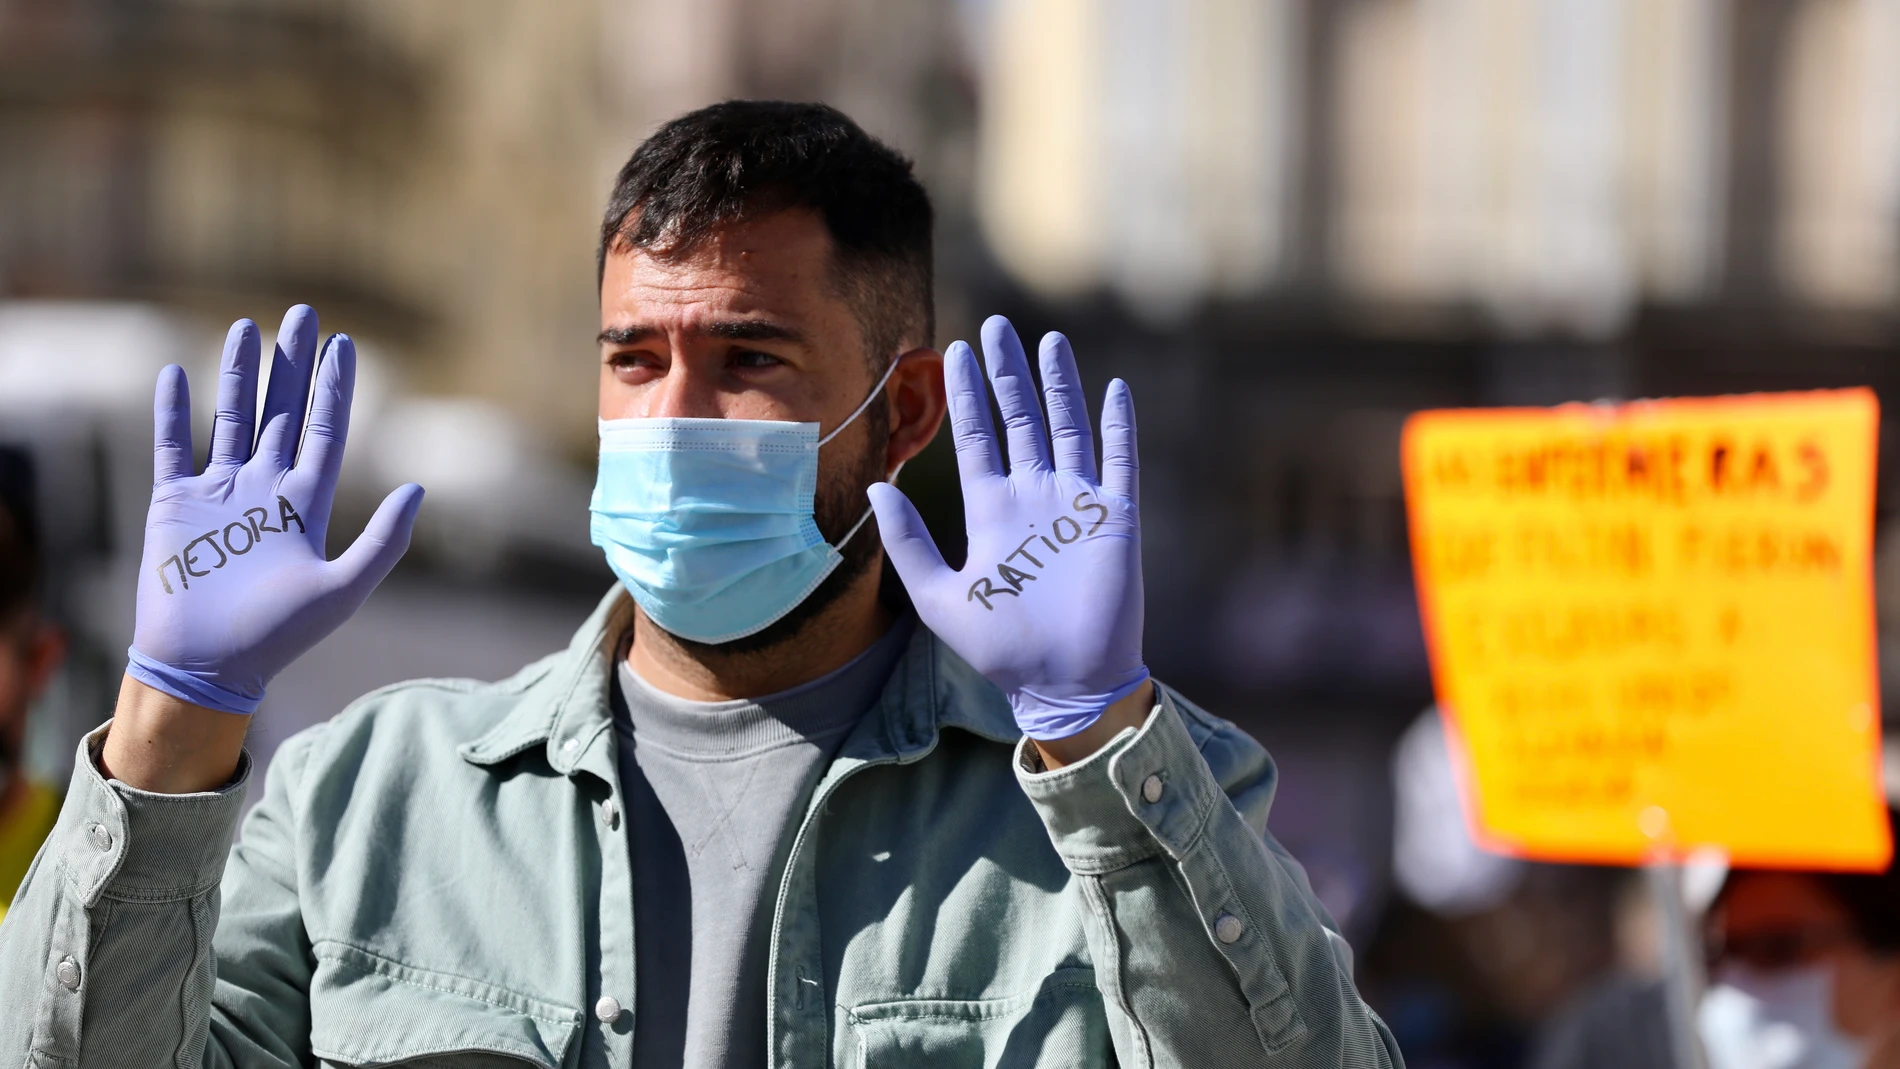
1646;862;1709;1069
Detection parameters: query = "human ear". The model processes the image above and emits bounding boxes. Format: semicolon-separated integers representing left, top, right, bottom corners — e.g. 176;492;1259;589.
883;347;946;472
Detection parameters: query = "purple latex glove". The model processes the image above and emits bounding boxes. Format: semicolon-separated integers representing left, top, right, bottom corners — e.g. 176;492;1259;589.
127;306;424;715
870;315;1147;740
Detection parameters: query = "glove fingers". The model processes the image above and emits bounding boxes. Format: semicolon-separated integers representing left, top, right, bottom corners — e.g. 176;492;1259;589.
296;334;355;497
1037;332;1097;481
329;483;424;601
867;482;948;586
255;413;296;481
979;315;1052;474
258;305;320;467
1101;378;1139;506
207;320;260;470
153;364;194;485
946;340;1004;483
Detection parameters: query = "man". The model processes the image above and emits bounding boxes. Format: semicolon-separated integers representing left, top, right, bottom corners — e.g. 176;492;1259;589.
0;102;1398;1066
1697;820;1900;1069
1534;808;1900;1069
0;448;66;925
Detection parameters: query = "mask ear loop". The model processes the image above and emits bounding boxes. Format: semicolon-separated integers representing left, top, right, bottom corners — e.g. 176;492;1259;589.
822;352;912;552
817;352;907;447
833;459;906;552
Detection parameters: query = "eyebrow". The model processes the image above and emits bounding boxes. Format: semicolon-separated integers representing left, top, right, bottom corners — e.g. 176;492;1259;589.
597;324;658;345
597;320;807;346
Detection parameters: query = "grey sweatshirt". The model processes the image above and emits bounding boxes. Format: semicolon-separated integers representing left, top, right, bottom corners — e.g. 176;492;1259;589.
612;617;913;1067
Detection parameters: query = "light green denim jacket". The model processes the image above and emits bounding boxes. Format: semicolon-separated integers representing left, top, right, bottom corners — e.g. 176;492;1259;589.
0;590;1400;1067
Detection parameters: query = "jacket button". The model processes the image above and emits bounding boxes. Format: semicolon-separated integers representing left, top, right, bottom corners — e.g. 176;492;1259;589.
87;823;112;851
595;995;622;1023
1214;913;1245;944
56;957;80;991
1141;774;1164;804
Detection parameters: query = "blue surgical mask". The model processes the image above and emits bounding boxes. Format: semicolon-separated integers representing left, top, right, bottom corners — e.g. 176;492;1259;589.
590;358;902;644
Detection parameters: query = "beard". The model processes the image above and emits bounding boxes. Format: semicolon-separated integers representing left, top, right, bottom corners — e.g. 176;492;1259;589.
666;400;892;658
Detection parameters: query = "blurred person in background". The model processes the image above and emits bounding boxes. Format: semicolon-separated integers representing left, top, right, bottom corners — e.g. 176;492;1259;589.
0;103;1397;1067
1384;706;1627;1063
1699;810;1900;1069
0;447;66;927
1533;807;1900;1069
1528;871;1678;1069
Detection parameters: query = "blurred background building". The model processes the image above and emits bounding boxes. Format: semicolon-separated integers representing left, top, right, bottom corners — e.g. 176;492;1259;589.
4;0;1900;1063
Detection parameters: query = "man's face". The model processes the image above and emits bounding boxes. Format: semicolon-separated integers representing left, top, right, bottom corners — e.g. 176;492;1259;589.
599;207;883;431
1713;871;1900;1043
598;208;933;649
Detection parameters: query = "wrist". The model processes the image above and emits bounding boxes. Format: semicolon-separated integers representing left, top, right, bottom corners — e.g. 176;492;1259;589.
102;673;250;793
125;646;264;715
1030;677;1155;770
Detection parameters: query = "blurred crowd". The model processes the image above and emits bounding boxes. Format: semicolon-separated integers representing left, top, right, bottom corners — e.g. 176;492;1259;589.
7;0;1900;1064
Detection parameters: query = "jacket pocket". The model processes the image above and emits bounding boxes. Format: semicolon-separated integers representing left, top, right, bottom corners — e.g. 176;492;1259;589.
308;941;582;1068
846;967;1109;1068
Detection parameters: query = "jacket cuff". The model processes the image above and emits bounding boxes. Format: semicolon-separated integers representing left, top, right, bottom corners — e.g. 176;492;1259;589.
55;720;251;907
1014;689;1220;875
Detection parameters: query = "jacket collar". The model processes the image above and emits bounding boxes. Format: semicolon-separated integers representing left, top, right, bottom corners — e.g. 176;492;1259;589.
458;585;634;772
459;586;1020;773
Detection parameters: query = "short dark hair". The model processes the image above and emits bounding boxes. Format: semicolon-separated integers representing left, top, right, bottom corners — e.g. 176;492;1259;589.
1814;806;1900;951
0;446;41;623
597;100;935;364
1716;807;1900;952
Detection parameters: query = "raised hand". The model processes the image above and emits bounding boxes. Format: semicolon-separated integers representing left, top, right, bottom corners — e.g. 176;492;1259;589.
126;306;424;715
869;315;1147;741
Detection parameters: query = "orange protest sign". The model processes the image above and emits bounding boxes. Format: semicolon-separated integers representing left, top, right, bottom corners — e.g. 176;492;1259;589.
1402;390;1891;870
